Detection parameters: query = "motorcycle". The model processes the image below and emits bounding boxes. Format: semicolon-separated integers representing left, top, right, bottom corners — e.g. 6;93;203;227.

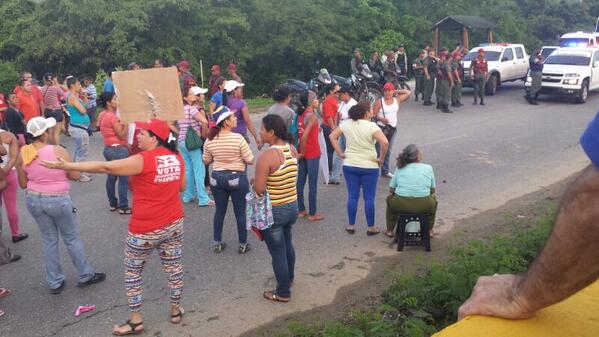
348;64;382;105
308;68;334;98
378;69;411;91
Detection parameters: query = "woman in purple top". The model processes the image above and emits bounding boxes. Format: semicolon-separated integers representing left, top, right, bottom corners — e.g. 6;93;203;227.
225;80;261;148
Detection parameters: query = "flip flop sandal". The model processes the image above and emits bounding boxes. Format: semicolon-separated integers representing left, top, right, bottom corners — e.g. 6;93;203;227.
263;291;290;303
109;206;119;212
112;320;144;336
297;211;308;218
0;288;10;299
118;208;132;215
384;230;395;238
345;226;355;235
367;228;381;236
308;214;324;221
171;308;185;324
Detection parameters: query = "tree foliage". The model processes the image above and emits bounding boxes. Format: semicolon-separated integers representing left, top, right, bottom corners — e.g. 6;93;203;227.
0;0;598;95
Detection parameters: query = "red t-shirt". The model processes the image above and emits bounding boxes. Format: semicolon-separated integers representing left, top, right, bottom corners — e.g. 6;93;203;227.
98;110;127;146
322;95;339;126
16;90;41;122
298;107;321;159
129;147;185;234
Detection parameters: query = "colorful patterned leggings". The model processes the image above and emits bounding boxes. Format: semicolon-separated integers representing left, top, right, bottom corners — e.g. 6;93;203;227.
124;218;184;312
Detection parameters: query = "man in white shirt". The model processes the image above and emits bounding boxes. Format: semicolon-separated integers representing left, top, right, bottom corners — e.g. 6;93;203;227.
330;85;357;184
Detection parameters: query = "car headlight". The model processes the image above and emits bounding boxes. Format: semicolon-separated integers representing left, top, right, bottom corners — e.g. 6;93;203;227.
564;73;579;77
563;79;579;85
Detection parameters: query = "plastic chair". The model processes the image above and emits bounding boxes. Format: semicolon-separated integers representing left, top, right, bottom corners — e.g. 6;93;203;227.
395;213;431;252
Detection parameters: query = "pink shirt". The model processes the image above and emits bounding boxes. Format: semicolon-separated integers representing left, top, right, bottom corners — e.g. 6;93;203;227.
24;145;70;193
98;110;127;146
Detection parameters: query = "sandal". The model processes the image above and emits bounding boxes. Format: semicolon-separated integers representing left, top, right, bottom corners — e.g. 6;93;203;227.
297;211;308;218
345;226;355;235
213;242;226;254
112;320;144;336
171;308;185;324
263;290;290;303
366;227;381;236
118;208;132;215
0;288;11;300
384;230;395;238
308;214;324;221
109;206;119;212
238;243;251;254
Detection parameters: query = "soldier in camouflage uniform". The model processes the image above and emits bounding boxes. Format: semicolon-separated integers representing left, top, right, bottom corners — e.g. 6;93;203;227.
436;48;454;113
451;51;463;107
422;50;438;106
412;50;426;102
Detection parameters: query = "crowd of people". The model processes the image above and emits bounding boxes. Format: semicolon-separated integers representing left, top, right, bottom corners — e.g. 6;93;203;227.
0;43;570;332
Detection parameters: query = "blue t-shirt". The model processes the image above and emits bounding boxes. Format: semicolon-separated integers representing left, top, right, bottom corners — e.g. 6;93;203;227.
211;92;223;108
581;112;599;168
103;79;115;93
389;163;436;198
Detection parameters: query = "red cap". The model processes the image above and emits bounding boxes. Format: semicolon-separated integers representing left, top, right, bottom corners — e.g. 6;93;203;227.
135;118;171;142
478;48;485;53
383;82;396;91
452;51;462;58
177;60;189;70
211;64;221;72
228;63;237;71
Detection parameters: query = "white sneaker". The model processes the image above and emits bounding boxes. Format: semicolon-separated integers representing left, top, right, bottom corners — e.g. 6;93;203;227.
78;175;92;182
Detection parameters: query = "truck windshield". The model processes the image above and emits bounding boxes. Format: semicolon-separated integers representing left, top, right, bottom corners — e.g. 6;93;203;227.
545;54;591;66
559;38;591;47
463;51;501;62
541;48;557;59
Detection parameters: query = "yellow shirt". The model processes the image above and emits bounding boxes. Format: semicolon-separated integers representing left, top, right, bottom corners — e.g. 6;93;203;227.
340;119;380;169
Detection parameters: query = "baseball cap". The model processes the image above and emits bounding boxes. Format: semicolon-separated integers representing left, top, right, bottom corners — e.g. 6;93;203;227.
211;64;221;72
478;48;485;53
228;63;237;71
338;84;351;94
135;118;171;142
224;80;245;93
177;60;190;70
190;86;208;96
383;82;396;91
27;117;56;137
213;106;235;125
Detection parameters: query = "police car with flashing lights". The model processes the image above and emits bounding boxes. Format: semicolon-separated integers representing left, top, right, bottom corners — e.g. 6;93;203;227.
525;47;599;103
461;43;529;96
558;31;599;48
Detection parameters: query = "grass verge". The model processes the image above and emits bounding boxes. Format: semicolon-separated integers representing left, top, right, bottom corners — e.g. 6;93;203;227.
246;97;273;112
276;206;557;337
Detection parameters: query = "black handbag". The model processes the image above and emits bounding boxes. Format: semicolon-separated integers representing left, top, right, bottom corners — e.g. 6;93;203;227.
378;99;396;140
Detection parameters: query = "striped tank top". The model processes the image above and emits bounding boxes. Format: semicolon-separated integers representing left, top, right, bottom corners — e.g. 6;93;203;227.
267;143;298;205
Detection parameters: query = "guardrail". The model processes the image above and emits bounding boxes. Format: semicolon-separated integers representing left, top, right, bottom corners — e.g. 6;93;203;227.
433;281;599;337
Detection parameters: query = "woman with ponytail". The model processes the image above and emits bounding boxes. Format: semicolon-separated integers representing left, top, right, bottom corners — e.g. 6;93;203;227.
384;144;437;238
42;118;187;334
97;92;130;213
203;106;254;254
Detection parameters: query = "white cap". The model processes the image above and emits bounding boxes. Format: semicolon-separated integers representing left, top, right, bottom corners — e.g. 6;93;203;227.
190;86;208;96
224;80;245;93
26;117;56;137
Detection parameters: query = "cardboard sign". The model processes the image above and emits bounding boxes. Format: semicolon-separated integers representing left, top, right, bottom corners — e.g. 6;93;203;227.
113;67;184;124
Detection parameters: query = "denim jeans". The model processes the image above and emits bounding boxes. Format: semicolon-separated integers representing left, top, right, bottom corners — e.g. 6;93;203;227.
26;193;95;289
103;146;129;208
210;170;249;244
70;127;89;163
321;124;334;171
375;126;398;175
330;135;346;183
262;201;298;298
297;157;320;215
178;142;211;205
343;166;379;227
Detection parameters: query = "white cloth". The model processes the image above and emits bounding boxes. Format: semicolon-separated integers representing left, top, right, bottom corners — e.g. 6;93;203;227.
338;98;357;124
377;98;399;128
318;129;329;184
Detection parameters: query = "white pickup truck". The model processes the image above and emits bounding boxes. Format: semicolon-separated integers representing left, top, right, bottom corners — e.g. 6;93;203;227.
462;43;530;95
524;48;599;103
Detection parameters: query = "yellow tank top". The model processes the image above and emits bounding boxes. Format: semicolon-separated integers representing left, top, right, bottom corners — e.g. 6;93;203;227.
266;143;298;205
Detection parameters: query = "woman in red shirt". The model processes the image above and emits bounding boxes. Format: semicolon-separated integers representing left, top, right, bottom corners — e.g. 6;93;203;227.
42;118;186;335
297;91;323;221
320;83;340;172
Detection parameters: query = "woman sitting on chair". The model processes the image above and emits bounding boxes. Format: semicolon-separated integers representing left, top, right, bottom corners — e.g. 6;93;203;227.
385;144;437;238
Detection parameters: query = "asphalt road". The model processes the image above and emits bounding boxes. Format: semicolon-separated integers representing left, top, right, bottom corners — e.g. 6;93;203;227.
0;81;595;337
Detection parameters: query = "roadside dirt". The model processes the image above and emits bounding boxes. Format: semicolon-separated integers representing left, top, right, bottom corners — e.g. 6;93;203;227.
239;171;579;337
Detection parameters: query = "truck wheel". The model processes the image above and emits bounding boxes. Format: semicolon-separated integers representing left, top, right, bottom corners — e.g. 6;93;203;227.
575;80;589;104
485;74;498;96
